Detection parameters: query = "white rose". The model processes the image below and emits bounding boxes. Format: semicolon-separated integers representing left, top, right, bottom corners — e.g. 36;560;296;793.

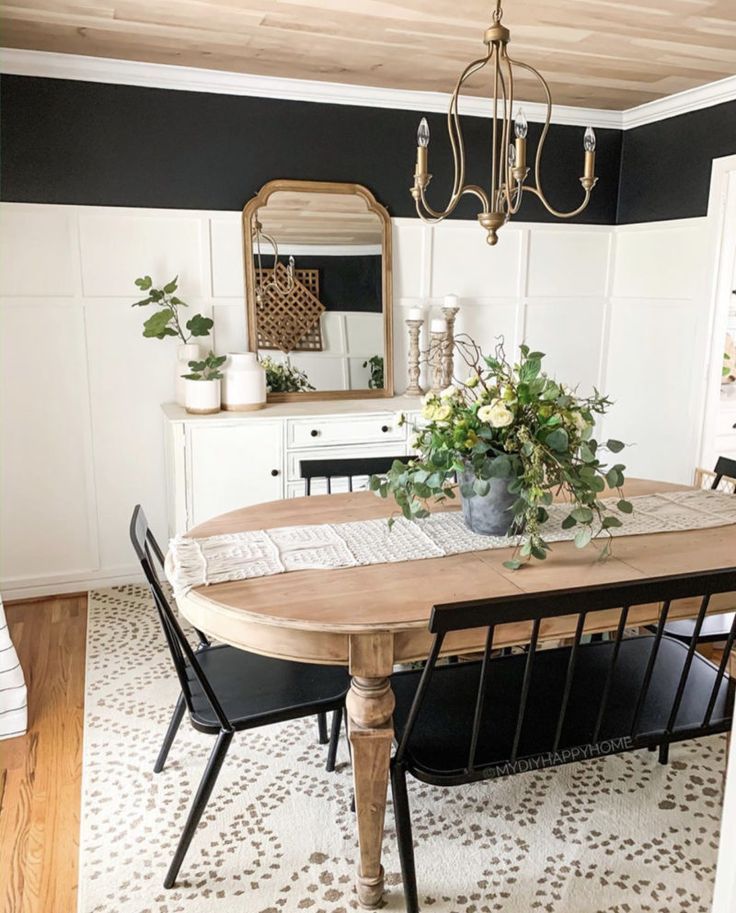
434;403;453;422
479;400;514;428
440;385;459;399
572;412;589;432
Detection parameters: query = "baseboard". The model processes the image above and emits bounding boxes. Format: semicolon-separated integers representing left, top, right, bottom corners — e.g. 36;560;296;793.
1;569;145;602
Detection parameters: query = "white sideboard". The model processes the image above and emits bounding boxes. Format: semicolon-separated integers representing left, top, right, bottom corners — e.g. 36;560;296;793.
162;397;421;535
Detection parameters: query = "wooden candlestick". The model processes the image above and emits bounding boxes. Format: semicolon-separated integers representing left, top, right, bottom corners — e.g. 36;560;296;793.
429;329;446;395
405;319;424;396
441;306;460;387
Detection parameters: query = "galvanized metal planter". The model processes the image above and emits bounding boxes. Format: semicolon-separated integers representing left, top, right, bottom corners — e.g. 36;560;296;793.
458;468;517;536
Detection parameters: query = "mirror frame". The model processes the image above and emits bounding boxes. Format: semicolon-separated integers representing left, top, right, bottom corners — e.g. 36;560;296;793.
242;179;394;402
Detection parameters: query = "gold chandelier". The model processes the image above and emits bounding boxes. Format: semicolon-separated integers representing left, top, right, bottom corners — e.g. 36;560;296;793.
411;0;598;246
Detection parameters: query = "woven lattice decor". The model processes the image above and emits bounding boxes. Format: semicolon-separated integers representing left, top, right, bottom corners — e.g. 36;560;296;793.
255;264;324;353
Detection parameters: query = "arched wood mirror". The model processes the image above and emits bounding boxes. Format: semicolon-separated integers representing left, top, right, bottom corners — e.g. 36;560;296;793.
243;180;393;402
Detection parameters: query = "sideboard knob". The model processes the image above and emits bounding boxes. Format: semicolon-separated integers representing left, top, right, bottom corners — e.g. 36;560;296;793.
271;469;279;477
310;429;319;437
381;425;390;433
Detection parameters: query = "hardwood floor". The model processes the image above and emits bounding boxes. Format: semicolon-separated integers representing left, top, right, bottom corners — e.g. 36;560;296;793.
0;595;87;913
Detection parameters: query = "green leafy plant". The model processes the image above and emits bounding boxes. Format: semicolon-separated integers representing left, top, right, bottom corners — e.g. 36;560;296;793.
371;337;629;568
363;355;385;390
260;356;315;393
132;275;213;342
182;351;226;381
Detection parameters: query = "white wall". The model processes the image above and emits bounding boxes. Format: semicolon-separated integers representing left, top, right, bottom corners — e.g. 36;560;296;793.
0;203;709;597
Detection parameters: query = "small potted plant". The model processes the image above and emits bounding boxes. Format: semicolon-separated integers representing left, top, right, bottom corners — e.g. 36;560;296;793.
132;275;214;405
182;351;227;414
373;337;630;568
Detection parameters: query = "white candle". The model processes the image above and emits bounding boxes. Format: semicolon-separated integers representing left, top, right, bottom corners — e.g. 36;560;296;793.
431;318;447;333
408;307;423;320
444;294;459;309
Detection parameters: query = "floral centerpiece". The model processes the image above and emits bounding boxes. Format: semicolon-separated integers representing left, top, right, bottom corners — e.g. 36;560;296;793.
372;338;630;568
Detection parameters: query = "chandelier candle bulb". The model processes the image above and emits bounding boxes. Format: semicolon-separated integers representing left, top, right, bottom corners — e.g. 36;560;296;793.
583;127;597;186
415;117;431;186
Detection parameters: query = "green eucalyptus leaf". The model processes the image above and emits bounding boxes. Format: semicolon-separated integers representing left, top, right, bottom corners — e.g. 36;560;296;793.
617;499;634;514
163;276;178;294
503;559;522;571
546;428;569;453
561;514;577;530
574;527;593;549
135;275;152;290
602;515;623;529
571;506;593;523
607;439;625;453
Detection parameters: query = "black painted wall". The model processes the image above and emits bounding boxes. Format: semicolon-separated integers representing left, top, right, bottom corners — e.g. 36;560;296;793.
0;75;621;224
2;75;734;225
617;100;736;223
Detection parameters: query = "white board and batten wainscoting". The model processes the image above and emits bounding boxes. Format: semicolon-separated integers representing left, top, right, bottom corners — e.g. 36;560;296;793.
0;201;713;599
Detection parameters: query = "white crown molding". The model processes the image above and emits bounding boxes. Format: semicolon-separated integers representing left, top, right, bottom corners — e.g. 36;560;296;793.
622;74;736;129
1;48;735;132
0;48;620;128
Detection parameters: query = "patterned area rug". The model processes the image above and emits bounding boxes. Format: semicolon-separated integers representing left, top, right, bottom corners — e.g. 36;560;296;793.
79;586;726;913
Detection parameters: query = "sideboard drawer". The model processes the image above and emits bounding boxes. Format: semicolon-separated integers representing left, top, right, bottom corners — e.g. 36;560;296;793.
287;414;405;448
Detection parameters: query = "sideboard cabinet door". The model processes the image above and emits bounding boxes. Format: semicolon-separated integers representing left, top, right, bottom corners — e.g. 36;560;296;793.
187;422;283;527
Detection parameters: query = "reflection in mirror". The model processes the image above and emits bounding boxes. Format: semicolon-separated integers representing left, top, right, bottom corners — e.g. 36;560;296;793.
244;182;393;401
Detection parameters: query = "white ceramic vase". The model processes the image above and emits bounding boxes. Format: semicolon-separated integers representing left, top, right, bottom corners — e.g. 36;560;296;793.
221;352;267;411
176;343;202;406
184;378;221;415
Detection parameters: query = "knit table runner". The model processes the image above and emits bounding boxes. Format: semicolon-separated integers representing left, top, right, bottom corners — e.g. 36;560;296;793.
165;489;736;597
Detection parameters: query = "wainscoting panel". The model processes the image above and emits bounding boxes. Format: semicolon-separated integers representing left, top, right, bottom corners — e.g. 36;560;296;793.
78;211;208;297
0;206;77;297
0;203;710;596
527;229;611;299
0;301;97;582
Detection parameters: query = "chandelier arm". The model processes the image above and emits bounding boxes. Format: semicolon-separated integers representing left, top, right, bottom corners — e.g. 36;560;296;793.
497;46;514;214
522;184;592;219
491;44;499;213
415;53;492;222
501;47;525;215
507;56;593;219
449;54;491;198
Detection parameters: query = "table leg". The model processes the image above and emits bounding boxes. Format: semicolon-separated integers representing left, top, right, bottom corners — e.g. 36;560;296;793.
346;634;395;909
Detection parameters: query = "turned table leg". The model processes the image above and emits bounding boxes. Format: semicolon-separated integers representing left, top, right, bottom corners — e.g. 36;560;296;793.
346;633;395;909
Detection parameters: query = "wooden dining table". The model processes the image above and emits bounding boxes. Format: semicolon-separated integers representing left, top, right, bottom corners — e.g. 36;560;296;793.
174;477;736;908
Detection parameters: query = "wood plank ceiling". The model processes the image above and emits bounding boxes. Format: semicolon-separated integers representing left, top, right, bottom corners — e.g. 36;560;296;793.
2;1;736;110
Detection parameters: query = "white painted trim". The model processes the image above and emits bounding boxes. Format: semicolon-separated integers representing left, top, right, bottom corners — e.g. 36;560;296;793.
3;48;735;132
622;74;736;130
0;48;619;128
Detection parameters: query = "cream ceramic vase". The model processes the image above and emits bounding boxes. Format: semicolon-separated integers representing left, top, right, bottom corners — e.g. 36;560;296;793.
176;343;202;406
221;352;266;411
184;378;221;415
